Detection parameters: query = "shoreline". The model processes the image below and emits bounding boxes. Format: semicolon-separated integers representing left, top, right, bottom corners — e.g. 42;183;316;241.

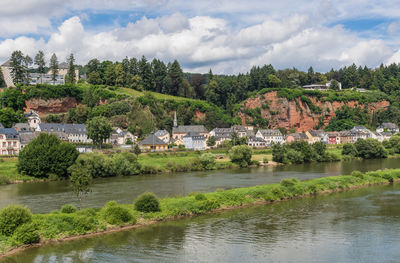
1;168;399;260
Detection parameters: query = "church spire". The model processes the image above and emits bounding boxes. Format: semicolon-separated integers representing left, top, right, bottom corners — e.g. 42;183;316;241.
173;111;177;127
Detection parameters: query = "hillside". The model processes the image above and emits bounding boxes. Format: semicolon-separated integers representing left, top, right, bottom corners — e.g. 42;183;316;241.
239;89;390;131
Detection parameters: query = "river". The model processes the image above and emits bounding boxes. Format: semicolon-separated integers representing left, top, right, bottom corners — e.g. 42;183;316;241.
0;158;399;213
2;181;400;262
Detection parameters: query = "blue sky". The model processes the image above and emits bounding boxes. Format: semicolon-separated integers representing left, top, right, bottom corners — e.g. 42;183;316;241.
1;0;400;73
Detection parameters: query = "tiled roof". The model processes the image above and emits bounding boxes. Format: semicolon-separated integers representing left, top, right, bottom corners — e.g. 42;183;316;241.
154;129;169;136
172;125;208;134
139;134;168;145
39;123;87;134
258;129;282;136
183;132;205;141
0;128;19;139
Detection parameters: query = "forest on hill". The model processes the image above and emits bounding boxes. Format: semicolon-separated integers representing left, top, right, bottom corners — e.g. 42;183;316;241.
2;51;400;133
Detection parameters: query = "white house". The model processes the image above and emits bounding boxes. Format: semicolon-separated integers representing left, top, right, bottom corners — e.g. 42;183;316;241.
37;123;92;143
248;136;267;148
256;129;284;145
376;123;399;134
0;128;20;155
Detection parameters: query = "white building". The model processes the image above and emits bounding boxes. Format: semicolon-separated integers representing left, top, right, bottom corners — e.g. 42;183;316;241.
182;132;206;150
256;129;284;145
37;123;91;143
0;128;20;155
376;123;399;134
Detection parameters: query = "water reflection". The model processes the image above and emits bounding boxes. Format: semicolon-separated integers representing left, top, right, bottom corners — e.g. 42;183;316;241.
0;158;399;213
3;184;400;263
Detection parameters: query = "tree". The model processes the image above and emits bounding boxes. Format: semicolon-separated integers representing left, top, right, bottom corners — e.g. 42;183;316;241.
207;136;216;147
65;53;76;84
199;153;216;170
354;138;388;159
133;144;141;155
87;116;112;148
328;79;340;90
34;50;46;84
0;87;26;111
229;145;253;167
17;133;79;178
49;53;59;84
342;143;358;156
69;168;92;209
87;71;102;85
10;50;31;84
114;63;125;86
104;63;116;85
0;108;25;127
138;56;154;90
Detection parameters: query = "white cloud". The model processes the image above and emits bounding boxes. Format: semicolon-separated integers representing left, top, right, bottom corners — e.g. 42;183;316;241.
0;13;398;74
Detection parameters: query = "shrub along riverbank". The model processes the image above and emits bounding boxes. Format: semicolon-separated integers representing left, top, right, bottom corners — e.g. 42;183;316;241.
1;168;400;258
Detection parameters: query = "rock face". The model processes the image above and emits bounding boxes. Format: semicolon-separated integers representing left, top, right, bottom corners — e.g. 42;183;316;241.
25;97;78;116
240;91;390;131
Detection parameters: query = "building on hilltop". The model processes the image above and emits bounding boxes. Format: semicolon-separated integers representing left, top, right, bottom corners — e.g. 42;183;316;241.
1;60;79;88
302;80;342;91
0;128;20;155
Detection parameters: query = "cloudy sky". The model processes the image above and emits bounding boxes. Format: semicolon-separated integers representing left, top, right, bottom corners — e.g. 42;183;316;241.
1;0;400;74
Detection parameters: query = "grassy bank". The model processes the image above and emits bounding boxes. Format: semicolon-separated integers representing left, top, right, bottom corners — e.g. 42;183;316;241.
1;168;400;257
0;158;35;184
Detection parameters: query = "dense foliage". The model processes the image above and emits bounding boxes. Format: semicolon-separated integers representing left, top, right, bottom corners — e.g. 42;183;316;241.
325;106;370;131
17;134;79;178
272;141;340;164
354;139;388;159
229;145;253;167
0;205;32;236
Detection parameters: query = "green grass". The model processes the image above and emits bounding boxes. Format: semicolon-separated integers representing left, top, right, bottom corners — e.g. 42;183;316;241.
1;168;400;255
116;87;201;102
0;158;34;184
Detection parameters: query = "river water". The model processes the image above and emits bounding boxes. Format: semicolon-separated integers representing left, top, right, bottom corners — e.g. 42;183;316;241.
2;182;400;262
0;158;399;213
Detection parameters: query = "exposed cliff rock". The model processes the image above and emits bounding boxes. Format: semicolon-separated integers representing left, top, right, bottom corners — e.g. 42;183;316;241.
25;97;78;116
240;91;390;131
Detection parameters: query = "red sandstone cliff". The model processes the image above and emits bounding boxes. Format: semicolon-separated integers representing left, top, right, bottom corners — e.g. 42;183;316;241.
25;97;78;116
240;91;390;131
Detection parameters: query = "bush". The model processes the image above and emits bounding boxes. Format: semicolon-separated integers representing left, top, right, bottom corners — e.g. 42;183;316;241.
199;153;216;170
286;149;304;164
60;204;78;214
134;192;161;213
112;152;141;176
102;201;133;225
280;178;300;188
18;133;79;178
229;145;253;167
351;171;364;179
0;205;32;236
73;215;97;233
13;222;40;244
194;193;207;201
355;138;388;159
342;143;358;156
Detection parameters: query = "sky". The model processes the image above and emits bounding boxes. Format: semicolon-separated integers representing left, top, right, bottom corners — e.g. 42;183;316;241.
1;0;400;74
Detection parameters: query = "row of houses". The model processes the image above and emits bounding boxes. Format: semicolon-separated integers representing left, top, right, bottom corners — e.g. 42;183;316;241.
0;111;137;155
139;122;399;151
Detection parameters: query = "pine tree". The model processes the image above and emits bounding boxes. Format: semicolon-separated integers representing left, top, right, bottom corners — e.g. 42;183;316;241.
65;53;76;84
10;50;30;84
34;50;46;84
49;53;59;84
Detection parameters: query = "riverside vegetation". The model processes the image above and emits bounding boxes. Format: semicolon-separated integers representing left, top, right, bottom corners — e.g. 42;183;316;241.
1;168;400;257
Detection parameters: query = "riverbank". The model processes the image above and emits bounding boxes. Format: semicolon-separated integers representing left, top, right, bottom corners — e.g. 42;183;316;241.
1;167;399;259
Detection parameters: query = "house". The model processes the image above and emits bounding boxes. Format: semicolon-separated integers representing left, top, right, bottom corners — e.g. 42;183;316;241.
256;129;284;145
210;128;232;146
37;123;91;143
107;128;136;145
0;128;20;155
286;133;308;143
172;125;209;140
139;133;168;151
24;110;41;130
0;60;14;88
302;80;342;91
154;130;170;143
376;123;399;134
12;123;34;133
339;130;353;144
248;136;267;148
232;125;254;138
325;131;340;144
182;132;206;150
350;126;372;142
19;132;39;149
305;130;325;144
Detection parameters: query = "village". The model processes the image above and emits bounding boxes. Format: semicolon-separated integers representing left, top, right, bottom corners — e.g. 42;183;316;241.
0;107;398;155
